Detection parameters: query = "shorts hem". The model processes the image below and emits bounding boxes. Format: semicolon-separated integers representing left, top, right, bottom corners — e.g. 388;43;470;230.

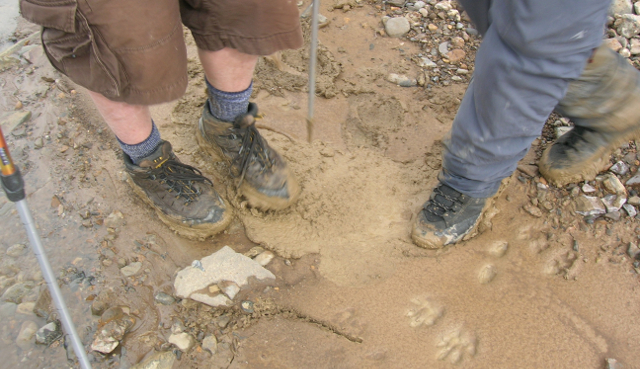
191;27;303;55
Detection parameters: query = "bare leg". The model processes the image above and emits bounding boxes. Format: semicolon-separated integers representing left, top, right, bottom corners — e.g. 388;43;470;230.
198;48;258;92
87;90;152;145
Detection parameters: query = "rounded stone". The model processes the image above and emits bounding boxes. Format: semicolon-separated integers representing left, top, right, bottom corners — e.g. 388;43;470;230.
385;17;411;38
154;292;176;305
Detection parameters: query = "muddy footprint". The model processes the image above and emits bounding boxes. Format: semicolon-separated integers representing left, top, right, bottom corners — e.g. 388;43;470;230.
476;241;508;284
435;328;477;364
406;297;444;328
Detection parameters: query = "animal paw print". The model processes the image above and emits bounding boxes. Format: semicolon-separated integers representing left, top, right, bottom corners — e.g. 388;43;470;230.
406;297;443;328
436;328;477;364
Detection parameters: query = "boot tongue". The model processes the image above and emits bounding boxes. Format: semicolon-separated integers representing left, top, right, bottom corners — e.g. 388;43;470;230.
234;114;255;129
137;141;173;169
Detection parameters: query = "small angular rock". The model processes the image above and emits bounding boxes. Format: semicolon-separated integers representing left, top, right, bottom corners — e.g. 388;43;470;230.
36;321;63;345
168;332;195;352
575;196;606;217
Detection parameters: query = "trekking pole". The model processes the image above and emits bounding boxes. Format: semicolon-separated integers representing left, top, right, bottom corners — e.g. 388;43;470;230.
306;0;320;143
0;127;92;369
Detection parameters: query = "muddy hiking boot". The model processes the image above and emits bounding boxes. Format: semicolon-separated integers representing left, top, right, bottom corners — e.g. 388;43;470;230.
124;141;232;239
197;102;300;210
539;44;640;186
412;183;488;249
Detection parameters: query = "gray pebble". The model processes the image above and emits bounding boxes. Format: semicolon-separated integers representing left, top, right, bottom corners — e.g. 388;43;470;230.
217;314;231;328
385;17;411;38
154;292;176;305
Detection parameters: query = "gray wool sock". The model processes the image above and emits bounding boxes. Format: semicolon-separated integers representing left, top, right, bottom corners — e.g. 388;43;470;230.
117;121;162;164
206;79;252;122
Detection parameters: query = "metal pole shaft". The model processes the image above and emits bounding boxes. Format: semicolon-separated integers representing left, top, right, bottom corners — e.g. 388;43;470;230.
306;0;320;142
15;200;92;369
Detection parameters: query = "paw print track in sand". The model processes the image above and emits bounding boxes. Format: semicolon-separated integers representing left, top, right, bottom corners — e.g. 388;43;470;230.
436;328;477;364
406;297;444;328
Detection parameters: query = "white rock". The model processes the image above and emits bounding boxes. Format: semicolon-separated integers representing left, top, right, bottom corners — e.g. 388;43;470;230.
581;183;597;194
438;41;450;56
419;8;429;17
620;48;632;57
221;282;241;300
555;126;573;138
254;251;275;266
610;161;630;176
623;203;637;217
636;2;640;15
575;195;606;216
168;332;195;352
434;1;452;11
603;174;627;195
385;17;411;38
174;246;275;307
418;57;437;68
387;73;417;87
202;335;218;354
616;14;640;38
414;1;426;9
447;9;460;21
626;172;640;186
602;194;627;213
610;0;633;16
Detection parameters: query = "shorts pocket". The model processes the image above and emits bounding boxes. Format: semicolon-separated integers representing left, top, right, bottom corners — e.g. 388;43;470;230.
20;0;78;33
32;7;125;99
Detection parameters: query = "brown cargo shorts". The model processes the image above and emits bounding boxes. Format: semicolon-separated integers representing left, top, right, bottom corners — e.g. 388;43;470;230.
19;0;303;105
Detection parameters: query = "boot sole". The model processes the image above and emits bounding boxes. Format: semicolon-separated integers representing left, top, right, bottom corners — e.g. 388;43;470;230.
196;119;301;211
126;176;233;240
539;125;640;187
411;177;510;249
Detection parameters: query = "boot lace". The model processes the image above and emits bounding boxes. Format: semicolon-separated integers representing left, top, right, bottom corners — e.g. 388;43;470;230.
215;109;275;187
146;160;213;204
424;184;465;221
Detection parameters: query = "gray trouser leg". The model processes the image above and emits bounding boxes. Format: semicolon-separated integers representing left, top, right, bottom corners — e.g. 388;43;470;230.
439;0;609;198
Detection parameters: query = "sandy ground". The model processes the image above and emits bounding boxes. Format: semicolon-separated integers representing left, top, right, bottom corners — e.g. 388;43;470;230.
1;3;639;369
